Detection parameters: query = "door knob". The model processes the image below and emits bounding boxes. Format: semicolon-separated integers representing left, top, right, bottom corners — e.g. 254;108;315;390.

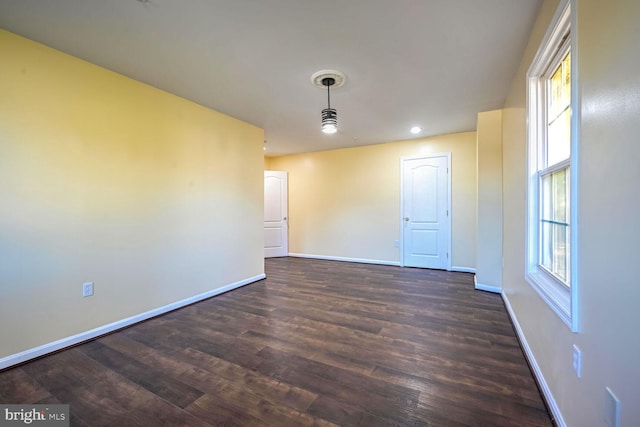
404;217;410;221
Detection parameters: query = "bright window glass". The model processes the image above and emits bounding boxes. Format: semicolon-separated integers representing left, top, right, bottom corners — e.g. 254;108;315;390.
547;52;571;166
540;167;570;283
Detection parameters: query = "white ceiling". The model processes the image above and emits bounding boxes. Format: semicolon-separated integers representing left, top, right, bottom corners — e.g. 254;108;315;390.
0;0;541;156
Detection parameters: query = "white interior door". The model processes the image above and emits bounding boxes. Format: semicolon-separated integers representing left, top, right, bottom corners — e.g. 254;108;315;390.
401;154;451;269
264;171;288;258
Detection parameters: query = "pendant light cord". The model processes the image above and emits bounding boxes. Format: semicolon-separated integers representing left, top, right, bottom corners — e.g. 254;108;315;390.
322;77;335;110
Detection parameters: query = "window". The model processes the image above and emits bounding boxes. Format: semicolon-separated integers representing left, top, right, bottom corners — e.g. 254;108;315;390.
526;0;578;331
541;50;571;285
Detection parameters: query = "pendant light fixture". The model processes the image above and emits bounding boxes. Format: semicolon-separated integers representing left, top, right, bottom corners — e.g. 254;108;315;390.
321;77;337;134
311;70;347;135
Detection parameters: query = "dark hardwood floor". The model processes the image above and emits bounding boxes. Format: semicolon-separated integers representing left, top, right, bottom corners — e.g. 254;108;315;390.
0;257;552;426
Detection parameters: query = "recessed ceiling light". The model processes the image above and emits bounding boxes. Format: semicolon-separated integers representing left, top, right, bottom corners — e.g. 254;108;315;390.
410;126;422;134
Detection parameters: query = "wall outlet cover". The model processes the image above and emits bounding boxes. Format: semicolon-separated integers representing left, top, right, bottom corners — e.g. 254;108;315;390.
82;282;94;297
605;387;620;427
572;344;582;378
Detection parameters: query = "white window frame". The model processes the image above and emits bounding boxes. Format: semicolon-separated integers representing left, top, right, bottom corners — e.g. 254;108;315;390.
526;0;579;332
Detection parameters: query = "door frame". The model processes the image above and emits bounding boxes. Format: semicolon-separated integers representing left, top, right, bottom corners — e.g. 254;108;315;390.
399;153;452;269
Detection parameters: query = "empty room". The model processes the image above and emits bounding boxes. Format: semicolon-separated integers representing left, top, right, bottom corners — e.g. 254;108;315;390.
1;0;638;426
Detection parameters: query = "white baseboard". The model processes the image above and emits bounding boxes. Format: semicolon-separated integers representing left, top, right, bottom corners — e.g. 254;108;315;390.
288;254;474;272
288;253;400;266
0;273;266;371
473;275;502;294
451;266;476;273
502;292;566;427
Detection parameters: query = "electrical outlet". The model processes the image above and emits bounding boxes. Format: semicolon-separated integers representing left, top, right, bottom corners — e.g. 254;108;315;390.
605;387;620;427
82;282;94;297
572;345;582;378
394;240;399;248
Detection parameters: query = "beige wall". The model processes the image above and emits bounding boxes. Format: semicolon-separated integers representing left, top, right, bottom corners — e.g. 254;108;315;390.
475;110;503;290
0;30;265;360
267;133;477;269
502;0;640;425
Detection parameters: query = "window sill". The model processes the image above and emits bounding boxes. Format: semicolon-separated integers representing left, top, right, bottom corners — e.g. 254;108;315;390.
526;267;575;331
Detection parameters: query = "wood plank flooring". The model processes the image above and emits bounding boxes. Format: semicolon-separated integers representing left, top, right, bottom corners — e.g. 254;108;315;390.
0;257;552;426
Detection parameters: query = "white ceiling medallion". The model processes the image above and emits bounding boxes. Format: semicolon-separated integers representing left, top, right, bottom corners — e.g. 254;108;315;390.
311;70;347;89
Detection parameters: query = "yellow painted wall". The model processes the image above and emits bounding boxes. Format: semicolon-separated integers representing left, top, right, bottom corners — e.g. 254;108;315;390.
502;0;640;425
0;30;264;359
475;110;503;289
268;133;477;269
